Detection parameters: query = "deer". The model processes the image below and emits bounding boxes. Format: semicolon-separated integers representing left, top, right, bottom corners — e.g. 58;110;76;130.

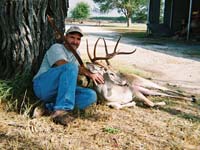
85;36;196;109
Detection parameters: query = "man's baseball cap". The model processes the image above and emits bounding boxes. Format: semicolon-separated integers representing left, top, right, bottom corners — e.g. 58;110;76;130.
65;26;84;37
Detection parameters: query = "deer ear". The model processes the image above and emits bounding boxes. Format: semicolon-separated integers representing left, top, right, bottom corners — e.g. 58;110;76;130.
86;62;97;73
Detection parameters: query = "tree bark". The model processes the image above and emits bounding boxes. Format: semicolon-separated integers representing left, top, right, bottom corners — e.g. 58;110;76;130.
0;0;69;79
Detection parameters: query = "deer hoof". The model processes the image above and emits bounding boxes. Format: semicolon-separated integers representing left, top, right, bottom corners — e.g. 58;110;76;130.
191;95;196;103
154;102;166;106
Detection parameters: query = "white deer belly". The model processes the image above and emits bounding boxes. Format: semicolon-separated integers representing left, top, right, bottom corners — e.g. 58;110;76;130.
98;84;133;104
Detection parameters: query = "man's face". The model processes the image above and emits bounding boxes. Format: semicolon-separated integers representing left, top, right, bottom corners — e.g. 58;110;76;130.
65;33;81;50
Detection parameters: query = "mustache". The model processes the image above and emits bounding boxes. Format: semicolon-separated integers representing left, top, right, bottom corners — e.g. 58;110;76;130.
69;43;79;49
69;43;78;47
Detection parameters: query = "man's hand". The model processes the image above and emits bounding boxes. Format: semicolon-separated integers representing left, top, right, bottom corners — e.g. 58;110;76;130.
79;66;104;85
89;73;104;85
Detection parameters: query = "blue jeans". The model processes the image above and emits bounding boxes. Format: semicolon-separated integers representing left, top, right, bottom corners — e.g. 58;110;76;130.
33;63;97;111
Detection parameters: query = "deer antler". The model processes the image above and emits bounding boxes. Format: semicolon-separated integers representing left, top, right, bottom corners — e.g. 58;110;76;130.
86;38;108;68
86;36;136;67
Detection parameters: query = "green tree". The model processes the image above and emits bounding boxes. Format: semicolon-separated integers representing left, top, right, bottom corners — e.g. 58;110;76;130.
70;2;90;21
133;3;148;23
93;0;147;27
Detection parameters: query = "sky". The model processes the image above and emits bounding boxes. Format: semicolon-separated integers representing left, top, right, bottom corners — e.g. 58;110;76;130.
68;0;120;17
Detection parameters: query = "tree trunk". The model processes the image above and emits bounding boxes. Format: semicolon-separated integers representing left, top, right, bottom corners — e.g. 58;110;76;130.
126;17;132;27
0;0;69;79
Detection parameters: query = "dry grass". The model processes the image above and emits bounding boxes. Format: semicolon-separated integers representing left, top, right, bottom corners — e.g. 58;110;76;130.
0;95;200;149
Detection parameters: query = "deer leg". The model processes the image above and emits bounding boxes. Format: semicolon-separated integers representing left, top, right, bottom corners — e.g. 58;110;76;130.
131;75;169;90
121;101;136;108
106;102;124;109
136;86;193;101
159;90;195;101
135;86;165;96
132;76;195;101
132;85;166;107
132;85;155;107
106;101;136;109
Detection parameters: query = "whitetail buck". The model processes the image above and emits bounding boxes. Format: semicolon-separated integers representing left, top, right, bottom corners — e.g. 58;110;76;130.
86;37;195;109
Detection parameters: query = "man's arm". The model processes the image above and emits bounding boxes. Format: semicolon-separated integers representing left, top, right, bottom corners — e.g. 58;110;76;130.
52;60;67;67
53;60;104;85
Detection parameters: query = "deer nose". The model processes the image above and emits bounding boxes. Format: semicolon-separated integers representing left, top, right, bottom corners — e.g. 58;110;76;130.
121;80;128;86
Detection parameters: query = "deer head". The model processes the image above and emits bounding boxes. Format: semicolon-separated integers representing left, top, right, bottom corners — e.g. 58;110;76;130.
86;37;136;108
86;36;136;86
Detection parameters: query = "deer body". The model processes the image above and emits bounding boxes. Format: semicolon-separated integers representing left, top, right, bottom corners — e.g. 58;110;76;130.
87;62;135;109
95;82;134;109
87;62;166;108
86;37;195;108
96;75;132;103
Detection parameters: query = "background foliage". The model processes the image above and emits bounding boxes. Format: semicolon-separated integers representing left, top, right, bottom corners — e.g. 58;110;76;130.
70;2;90;20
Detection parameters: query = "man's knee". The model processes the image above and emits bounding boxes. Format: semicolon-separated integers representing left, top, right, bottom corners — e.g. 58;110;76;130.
88;89;97;103
63;63;78;74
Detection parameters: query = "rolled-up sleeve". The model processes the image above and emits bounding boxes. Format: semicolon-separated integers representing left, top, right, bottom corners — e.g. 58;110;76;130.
47;44;68;67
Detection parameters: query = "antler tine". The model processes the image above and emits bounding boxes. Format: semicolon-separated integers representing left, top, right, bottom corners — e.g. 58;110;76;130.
102;38;110;66
116;48;137;55
92;37;112;63
86;39;93;62
87;37;136;69
94;37;102;62
112;35;136;55
87;38;112;64
104;36;137;63
113;36;121;53
102;38;109;55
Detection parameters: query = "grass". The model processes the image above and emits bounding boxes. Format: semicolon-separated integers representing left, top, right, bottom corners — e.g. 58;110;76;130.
103;126;120;134
102;23;148;39
0;73;38;116
110;60;151;78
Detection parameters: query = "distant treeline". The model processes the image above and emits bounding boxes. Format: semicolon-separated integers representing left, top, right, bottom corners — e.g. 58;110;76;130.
90;16;147;23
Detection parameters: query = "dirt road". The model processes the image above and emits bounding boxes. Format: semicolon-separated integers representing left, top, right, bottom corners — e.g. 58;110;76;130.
67;25;200;94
